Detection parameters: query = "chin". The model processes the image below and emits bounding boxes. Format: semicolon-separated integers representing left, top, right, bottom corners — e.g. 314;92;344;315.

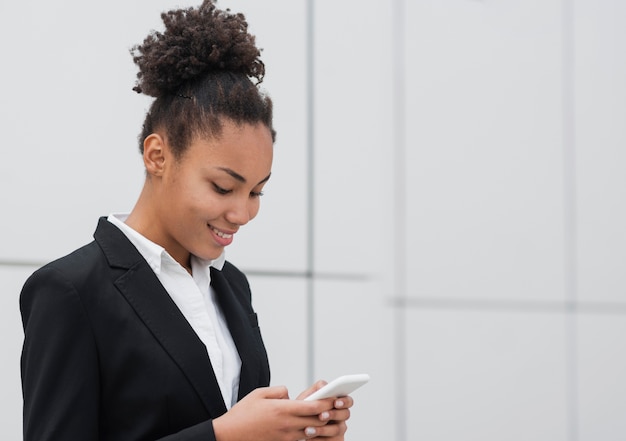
196;248;224;262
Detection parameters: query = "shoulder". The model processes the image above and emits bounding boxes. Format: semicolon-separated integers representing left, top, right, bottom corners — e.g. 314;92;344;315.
219;260;252;300
24;216;143;295
19;242;107;336
24;217;123;291
220;260;250;290
221;260;247;282
25;241;105;290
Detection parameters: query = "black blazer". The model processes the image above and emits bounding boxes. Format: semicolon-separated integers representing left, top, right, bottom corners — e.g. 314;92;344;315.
20;217;270;441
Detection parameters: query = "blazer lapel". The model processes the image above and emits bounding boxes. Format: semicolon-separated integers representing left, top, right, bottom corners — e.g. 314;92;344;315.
210;267;261;399
94;218;228;418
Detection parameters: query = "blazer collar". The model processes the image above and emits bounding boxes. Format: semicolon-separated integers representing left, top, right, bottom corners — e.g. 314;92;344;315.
94;217;144;269
211;267;262;399
93;217;228;418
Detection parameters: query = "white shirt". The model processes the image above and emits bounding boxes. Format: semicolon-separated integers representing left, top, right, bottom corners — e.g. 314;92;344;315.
107;213;242;409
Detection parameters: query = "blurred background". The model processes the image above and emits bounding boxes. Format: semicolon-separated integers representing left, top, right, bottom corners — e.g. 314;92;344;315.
1;0;625;440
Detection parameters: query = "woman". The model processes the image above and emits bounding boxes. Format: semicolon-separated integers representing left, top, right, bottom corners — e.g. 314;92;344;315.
20;1;353;440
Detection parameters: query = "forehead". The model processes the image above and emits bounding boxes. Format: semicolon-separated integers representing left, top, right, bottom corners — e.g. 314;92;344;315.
182;121;273;174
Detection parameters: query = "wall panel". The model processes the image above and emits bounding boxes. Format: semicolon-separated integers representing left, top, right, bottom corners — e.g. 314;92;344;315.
406;308;569;441
246;276;308;394
577;314;626;441
313;279;396;441
313;0;395;276
575;0;626;303
404;0;565;302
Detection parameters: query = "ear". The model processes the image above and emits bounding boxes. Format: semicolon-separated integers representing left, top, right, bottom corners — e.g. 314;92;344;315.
143;133;167;177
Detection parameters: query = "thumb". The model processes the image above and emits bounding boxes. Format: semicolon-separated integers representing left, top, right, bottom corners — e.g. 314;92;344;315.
296;380;328;400
255;385;290;400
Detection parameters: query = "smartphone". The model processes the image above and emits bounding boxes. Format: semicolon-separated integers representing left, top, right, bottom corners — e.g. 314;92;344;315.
304;374;370;401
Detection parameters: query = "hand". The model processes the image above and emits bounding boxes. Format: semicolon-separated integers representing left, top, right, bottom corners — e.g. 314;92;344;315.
297;381;354;440
213;386;335;441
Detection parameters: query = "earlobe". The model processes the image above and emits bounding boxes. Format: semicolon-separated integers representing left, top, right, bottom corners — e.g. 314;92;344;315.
143;134;166;176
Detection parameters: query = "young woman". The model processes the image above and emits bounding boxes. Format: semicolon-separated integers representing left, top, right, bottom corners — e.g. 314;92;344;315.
20;2;353;440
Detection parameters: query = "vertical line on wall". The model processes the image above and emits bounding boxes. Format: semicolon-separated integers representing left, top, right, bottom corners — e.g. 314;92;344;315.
562;0;579;440
392;0;407;440
305;0;316;386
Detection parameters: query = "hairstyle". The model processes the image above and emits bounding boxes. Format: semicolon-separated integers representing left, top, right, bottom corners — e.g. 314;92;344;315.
131;0;275;158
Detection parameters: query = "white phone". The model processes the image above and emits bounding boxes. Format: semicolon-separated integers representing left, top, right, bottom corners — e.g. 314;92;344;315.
304;374;370;401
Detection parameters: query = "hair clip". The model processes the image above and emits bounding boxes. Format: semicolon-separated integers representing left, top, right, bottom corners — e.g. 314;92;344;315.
177;94;193;100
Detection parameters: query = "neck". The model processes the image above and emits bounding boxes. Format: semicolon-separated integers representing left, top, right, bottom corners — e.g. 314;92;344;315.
125;180;192;273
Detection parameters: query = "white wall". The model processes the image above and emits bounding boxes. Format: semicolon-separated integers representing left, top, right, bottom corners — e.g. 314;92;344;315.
1;0;624;440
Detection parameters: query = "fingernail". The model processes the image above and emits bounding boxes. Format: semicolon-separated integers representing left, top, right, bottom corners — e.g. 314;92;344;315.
305;427;317;437
335;399;345;408
320;411;330;421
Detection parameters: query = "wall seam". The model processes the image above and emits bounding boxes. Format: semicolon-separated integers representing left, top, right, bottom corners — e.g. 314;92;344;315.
392;0;407;440
563;0;579;440
305;0;316;386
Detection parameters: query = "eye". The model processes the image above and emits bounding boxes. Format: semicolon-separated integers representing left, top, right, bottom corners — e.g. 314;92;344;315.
249;190;264;198
213;184;232;195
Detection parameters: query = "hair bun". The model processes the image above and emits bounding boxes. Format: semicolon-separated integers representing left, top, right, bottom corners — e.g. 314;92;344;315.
131;0;265;97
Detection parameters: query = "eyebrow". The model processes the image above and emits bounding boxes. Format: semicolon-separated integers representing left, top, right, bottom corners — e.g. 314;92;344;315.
217;167;271;186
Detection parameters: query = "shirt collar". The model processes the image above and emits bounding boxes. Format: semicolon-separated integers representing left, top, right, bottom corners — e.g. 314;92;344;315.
195;250;226;271
107;213;226;275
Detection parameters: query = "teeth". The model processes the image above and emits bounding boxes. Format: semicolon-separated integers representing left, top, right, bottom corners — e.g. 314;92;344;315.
210;226;233;239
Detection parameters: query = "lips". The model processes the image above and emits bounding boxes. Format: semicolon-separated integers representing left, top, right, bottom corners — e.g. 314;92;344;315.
208;224;235;246
209;225;233;239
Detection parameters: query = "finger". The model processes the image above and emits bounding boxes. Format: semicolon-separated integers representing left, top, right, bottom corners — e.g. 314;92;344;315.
295;423;324;441
308;421;347;439
319;408;350;423
304;426;318;438
333;395;354;409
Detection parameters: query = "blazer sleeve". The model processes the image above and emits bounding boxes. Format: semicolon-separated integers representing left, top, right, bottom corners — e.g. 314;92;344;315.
21;266;100;441
20;266;220;441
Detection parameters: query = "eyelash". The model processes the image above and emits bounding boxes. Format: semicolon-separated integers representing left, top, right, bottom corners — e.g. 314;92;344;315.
213;184;264;198
213;184;231;195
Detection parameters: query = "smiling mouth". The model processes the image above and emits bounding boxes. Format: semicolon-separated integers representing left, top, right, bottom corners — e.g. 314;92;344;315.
209;225;233;239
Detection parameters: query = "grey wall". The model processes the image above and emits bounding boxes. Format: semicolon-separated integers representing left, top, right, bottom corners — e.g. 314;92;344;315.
1;0;625;440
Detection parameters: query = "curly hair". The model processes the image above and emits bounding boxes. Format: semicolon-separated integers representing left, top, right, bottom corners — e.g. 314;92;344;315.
131;0;275;157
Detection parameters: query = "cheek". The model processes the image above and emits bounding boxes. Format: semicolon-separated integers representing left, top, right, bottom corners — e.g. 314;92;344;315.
249;199;262;220
179;180;213;213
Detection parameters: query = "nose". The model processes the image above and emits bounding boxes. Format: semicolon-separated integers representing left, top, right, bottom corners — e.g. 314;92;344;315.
225;197;257;226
